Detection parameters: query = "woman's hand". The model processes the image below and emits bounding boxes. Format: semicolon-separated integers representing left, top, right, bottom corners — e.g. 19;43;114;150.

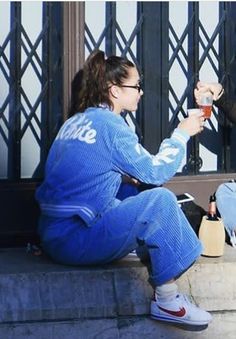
178;113;205;137
194;81;223;102
122;175;140;186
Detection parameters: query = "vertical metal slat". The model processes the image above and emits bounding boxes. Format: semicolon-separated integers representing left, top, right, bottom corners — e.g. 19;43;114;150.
9;2;21;179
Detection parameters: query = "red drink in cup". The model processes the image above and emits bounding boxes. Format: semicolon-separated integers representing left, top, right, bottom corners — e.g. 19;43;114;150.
198;93;213;119
199;104;212;119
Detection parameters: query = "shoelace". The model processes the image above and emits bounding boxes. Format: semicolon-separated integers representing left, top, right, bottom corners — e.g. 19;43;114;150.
177;294;196;309
230;231;236;248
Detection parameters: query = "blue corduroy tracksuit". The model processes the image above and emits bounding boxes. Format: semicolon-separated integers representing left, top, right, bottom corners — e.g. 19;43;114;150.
35;107;202;286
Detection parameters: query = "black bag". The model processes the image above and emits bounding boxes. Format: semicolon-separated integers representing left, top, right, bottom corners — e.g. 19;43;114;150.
181;201;207;235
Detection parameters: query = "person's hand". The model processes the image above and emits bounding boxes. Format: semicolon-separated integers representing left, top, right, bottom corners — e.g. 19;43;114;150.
194;81;223;102
122;175;140;186
178;112;205;137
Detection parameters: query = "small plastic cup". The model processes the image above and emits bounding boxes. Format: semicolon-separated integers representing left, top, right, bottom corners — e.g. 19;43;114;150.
198;93;213;119
187;108;201;116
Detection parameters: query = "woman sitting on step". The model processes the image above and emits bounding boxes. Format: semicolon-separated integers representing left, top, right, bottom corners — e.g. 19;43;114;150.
35;50;212;328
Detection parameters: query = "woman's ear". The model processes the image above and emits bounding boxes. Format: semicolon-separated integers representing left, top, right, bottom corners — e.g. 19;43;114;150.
109;85;120;99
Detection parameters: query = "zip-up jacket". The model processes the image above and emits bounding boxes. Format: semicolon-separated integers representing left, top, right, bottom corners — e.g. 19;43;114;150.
35;107;190;226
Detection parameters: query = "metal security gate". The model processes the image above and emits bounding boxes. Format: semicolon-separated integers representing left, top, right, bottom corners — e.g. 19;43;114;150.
1;1;236;246
84;1;236;174
0;2;63;180
0;2;64;245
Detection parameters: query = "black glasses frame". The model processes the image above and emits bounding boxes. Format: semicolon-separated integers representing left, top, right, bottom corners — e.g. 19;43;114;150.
120;85;142;93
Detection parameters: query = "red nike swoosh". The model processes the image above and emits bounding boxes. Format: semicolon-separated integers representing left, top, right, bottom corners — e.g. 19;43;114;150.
158;305;186;317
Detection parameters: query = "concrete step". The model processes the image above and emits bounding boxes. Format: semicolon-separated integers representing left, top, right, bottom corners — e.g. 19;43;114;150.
0;245;235;338
0;314;236;339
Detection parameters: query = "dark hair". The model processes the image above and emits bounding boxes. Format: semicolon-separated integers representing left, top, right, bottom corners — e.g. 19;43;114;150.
69;50;135;115
68;69;84;117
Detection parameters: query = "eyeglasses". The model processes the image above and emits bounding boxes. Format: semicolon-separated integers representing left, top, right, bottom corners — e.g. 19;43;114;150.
120;84;142;93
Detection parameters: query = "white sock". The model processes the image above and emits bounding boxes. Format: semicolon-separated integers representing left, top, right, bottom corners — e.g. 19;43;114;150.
154;282;178;302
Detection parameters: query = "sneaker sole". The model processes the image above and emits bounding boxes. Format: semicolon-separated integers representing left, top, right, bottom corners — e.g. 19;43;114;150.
151;313;210;326
151;317;209;332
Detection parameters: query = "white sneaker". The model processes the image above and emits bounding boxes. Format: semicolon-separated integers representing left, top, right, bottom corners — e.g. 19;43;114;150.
151;293;212;326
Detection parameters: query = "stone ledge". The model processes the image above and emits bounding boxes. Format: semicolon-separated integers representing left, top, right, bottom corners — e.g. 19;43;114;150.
0;245;235;323
0;313;236;339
